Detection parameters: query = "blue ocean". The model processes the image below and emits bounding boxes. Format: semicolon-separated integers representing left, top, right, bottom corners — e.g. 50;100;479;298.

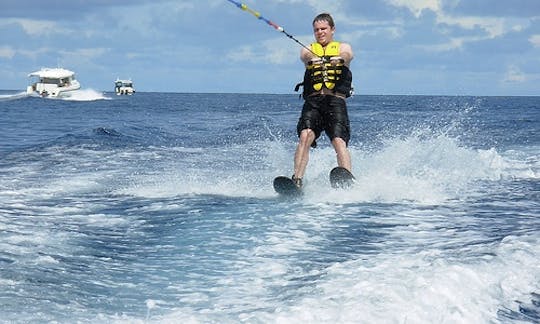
0;90;538;323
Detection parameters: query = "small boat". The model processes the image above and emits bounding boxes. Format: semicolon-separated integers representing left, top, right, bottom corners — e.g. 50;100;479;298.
26;68;81;98
114;79;135;95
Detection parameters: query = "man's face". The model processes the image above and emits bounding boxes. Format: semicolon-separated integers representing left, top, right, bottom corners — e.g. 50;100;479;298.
313;20;334;46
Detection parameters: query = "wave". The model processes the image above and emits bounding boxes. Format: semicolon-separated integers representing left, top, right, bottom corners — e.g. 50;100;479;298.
0;91;29;101
60;89;111;101
115;127;535;205
2;115;536;205
0;89;110;102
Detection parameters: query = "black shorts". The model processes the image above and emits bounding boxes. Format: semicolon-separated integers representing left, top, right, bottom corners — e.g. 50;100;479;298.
296;95;351;145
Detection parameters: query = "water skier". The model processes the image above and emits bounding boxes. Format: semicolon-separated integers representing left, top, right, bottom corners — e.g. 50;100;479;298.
292;13;354;189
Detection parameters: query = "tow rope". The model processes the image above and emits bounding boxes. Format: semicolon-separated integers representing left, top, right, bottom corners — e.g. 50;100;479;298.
225;0;319;57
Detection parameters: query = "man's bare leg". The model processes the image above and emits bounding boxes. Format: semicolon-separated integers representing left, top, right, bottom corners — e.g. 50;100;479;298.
331;137;351;171
293;129;316;180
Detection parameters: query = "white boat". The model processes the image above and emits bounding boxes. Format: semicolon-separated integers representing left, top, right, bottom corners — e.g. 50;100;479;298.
26;68;81;98
114;78;135;95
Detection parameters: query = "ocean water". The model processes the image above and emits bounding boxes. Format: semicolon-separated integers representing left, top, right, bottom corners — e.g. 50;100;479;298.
0;90;538;323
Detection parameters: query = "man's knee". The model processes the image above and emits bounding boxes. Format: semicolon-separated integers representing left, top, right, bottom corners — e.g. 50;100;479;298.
331;137;349;150
299;129;315;142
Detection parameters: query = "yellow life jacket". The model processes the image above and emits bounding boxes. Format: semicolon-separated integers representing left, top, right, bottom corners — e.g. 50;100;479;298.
295;41;352;98
307;41;344;91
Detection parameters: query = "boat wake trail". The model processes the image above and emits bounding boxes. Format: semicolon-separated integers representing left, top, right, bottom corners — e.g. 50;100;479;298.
60;89;110;101
0;91;29;101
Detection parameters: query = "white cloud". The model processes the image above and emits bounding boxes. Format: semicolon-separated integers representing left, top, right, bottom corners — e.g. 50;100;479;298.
17;47;51;60
0;46;15;59
226;45;258;63
437;15;507;38
529;34;540;48
303;0;347;14
262;38;299;65
265;46;295;65
3;18;60;36
13;47;107;62
63;48;108;59
512;25;524;32
415;37;464;52
386;0;442;18
503;65;526;83
225;38;297;65
340;20;405;41
385;0;529;49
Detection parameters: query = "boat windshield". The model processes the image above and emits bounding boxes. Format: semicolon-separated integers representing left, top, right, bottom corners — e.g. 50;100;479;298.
40;77;61;84
115;80;133;87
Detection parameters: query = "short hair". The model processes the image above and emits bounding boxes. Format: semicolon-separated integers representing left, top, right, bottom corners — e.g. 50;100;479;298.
313;13;335;28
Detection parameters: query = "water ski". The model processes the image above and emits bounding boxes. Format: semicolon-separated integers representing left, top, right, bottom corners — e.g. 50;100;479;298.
273;176;302;197
330;167;355;189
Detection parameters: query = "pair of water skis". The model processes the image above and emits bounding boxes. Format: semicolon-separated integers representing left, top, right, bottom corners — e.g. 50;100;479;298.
273;167;355;197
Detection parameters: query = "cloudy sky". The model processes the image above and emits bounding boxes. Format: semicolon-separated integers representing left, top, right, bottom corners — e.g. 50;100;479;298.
1;0;539;95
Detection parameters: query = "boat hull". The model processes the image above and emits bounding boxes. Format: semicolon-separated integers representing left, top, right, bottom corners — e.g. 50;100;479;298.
115;87;135;95
27;81;80;97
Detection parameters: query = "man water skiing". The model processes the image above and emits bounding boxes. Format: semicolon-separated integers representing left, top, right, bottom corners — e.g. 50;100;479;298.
292;13;354;189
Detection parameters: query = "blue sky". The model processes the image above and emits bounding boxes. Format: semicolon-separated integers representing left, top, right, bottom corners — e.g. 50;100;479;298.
1;0;539;95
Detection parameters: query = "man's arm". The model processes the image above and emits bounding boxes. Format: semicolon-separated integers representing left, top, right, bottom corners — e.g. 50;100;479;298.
301;43;354;66
339;43;354;67
300;47;315;65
